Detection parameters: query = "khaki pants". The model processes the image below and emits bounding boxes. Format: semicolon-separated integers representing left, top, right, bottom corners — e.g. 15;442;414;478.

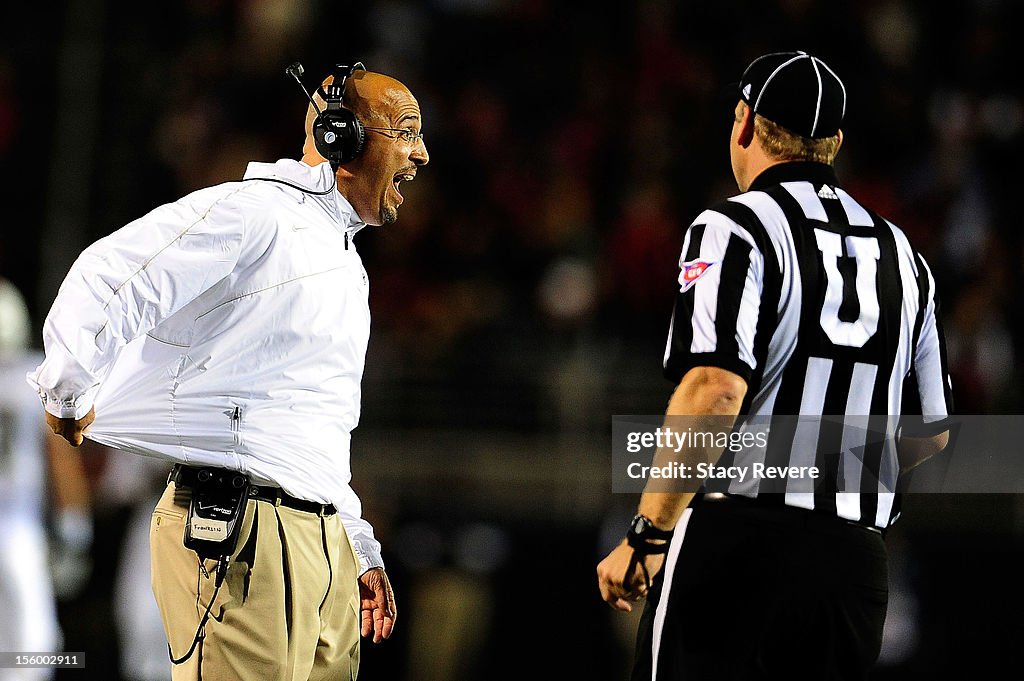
150;482;360;681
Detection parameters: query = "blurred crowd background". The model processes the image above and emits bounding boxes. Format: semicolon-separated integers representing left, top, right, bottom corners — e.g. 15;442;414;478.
2;0;1022;679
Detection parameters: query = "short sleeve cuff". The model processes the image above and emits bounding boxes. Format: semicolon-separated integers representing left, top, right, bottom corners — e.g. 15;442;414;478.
898;415;954;438
663;352;754;386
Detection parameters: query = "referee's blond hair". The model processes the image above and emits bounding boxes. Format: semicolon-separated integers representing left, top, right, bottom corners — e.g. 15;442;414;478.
754;114;841;164
735;101;842;164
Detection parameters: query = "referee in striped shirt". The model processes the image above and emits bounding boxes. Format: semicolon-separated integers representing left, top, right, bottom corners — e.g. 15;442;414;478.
597;51;953;679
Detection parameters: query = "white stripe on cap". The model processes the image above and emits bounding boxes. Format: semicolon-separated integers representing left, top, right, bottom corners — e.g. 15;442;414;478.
816;57;847;118
810;56;824;137
752;51;809;114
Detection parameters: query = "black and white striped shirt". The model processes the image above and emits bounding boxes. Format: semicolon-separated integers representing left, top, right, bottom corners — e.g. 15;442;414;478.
663;161;953;529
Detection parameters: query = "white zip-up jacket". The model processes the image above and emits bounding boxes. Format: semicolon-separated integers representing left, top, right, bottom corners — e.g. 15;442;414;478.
28;159;383;571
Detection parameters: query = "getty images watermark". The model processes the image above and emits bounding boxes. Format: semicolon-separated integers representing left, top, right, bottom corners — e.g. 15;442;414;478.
612;415;1024;494
625;427;820;483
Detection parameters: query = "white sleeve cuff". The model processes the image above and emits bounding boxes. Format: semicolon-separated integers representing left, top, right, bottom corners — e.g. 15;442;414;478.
39;388;97;421
351;537;384;574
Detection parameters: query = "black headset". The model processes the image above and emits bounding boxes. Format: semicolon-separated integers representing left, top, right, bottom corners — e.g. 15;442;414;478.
286;62;366;167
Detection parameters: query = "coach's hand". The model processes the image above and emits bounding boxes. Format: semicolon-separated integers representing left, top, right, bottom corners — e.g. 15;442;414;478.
597;540;665;612
45;407;95;447
359;567;396;643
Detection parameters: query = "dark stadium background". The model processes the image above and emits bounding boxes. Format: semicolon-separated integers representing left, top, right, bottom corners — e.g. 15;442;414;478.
2;1;1021;679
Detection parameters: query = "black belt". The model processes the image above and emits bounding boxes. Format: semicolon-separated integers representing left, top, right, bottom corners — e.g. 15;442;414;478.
696;492;884;536
169;464;337;516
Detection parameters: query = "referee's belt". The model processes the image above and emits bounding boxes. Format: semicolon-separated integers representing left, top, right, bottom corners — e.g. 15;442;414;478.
168;464;337;516
697;492;884;536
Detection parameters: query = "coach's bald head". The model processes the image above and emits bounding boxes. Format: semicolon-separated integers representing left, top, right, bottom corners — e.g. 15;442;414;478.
302;69;429;226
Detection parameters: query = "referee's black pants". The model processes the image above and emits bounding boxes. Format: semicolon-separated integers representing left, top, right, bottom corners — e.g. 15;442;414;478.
631;496;888;681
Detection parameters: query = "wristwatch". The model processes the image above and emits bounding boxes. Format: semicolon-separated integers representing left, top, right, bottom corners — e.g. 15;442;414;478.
626;514;674;553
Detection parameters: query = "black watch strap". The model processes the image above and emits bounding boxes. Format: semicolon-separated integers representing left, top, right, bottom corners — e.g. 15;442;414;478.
625;514;674;554
624;515;674;591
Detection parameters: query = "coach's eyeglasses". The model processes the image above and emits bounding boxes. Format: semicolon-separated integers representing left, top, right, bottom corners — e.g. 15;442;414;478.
364;127;426;144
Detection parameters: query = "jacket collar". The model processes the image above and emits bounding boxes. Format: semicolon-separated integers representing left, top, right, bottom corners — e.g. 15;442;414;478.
748;161;839;192
243;159;367;237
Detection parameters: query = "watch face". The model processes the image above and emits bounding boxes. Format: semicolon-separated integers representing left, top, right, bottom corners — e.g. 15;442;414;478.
631;515;648;534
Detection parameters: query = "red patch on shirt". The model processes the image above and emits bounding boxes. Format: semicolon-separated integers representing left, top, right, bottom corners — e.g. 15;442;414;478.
680;260;716;292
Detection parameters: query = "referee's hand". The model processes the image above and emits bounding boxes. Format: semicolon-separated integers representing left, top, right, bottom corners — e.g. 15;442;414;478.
45;407;95;447
596;540;665;612
358;567;397;643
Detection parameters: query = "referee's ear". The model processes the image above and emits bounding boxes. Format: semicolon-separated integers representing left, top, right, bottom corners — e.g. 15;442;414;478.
737;103;755;149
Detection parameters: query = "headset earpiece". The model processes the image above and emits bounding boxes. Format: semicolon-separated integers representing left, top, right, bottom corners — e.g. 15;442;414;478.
312;63;366;167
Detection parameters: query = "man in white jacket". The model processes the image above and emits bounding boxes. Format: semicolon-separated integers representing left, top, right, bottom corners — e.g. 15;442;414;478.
29;63;428;680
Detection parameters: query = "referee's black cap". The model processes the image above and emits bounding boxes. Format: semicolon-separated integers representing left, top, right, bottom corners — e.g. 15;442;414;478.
738;51;846;139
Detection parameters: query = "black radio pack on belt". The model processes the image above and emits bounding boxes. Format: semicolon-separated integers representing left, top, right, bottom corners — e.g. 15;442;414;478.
168;464;251;665
182;467;250;561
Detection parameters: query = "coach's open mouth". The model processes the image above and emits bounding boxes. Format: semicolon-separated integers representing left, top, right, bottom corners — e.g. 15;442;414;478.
393;171;415;200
